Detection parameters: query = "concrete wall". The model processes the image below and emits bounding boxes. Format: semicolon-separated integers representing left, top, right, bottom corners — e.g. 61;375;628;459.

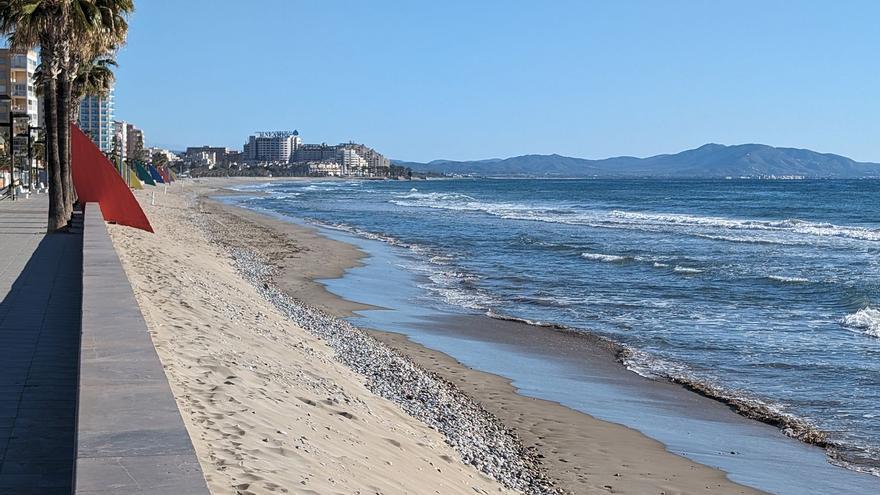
76;203;209;494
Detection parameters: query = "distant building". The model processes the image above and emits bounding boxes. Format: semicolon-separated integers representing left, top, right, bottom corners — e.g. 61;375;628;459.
186;146;233;165
292;143;338;163
308;162;345;176
126;123;144;162
225;150;243;164
243;130;301;162
146;147;179;163
189;150;216;169
78;87;115;154
339;142;390;176
112;121;128;162
340;147;368;174
291;141;390;177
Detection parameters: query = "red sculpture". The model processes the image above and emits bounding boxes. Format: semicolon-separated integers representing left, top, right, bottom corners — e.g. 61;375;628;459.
70;124;154;233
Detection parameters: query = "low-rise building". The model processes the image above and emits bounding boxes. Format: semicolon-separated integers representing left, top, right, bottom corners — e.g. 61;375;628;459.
146;147;180;163
186;146;231;164
307;161;345;176
188;150;216;169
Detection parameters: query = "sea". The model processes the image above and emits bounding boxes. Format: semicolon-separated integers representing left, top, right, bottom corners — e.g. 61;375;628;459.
229;178;880;488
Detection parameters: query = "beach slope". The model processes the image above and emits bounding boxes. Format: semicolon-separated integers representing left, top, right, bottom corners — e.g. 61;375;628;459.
107;179;765;494
108;186;516;494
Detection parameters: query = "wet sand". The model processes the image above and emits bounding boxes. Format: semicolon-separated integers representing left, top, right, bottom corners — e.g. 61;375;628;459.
201;197;380;317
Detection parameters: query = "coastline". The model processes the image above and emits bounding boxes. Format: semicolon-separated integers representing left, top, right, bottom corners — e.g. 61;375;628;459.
197;178;764;494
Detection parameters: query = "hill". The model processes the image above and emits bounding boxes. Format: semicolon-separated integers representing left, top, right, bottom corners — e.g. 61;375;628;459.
395;144;880;178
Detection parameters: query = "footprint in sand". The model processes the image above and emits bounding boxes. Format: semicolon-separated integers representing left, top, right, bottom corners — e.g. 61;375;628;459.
335;410;356;420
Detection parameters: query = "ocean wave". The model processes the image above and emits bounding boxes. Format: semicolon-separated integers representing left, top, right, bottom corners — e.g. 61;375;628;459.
673;265;703;274
841;307;880;338
296;181;367;192
653;262;670;268
610;210;880;242
389;192;880;243
311;220;416;249
581;252;630;263
767;275;811;284
229;185;271;192
394;191;477;202
484;310;877;477
693;233;801;246
265;192;302;200
485;311;835;452
618;347;830;446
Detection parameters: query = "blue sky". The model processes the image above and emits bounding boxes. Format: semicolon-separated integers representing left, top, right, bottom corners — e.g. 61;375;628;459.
115;0;880;162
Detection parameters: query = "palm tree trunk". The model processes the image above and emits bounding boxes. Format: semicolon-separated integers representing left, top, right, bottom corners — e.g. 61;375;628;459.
43;76;65;233
57;69;73;220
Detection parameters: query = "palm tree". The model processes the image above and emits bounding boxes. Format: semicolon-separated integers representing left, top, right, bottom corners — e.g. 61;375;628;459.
0;0;134;231
0;0;66;231
70;56;116;122
57;0;133;219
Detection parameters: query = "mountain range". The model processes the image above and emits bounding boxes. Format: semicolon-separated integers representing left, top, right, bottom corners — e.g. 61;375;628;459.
394;144;880;178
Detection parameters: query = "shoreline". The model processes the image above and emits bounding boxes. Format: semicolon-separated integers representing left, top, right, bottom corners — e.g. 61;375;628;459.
199;178;766;494
201;197;381;317
212;179;878;480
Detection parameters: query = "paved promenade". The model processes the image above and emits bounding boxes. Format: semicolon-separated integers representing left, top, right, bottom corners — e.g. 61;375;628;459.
0;196;82;494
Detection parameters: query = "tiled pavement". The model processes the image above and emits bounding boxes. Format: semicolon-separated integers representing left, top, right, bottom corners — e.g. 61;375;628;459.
0;196;82;495
0;198;208;494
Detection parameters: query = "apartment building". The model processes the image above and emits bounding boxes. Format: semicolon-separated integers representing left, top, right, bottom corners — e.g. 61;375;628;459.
79;88;115;153
340;147;368;174
243;130;301;162
126;123;144;161
0;48;39;127
112;120;128;162
293;143;339;163
0;48;39;187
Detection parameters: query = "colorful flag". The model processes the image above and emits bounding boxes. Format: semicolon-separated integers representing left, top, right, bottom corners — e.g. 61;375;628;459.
129;168;143;190
135;162;156;185
147;164;165;184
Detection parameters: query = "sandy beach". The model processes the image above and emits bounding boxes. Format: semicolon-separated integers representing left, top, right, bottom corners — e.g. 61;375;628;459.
108;177;763;494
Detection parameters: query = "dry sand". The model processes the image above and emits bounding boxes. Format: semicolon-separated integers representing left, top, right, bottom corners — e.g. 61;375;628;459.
109;182;514;495
109;177;763;494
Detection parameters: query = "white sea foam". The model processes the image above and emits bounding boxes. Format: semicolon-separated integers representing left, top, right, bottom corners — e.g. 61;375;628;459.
580;252;629;263
841;307;880;338
693;233;801;246
653;262;670;268
610;211;880;242
229;182;275;192
390;193;880;243
767;275;811;284
265;192;301;200
395;191;477;202
673;265;703;274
